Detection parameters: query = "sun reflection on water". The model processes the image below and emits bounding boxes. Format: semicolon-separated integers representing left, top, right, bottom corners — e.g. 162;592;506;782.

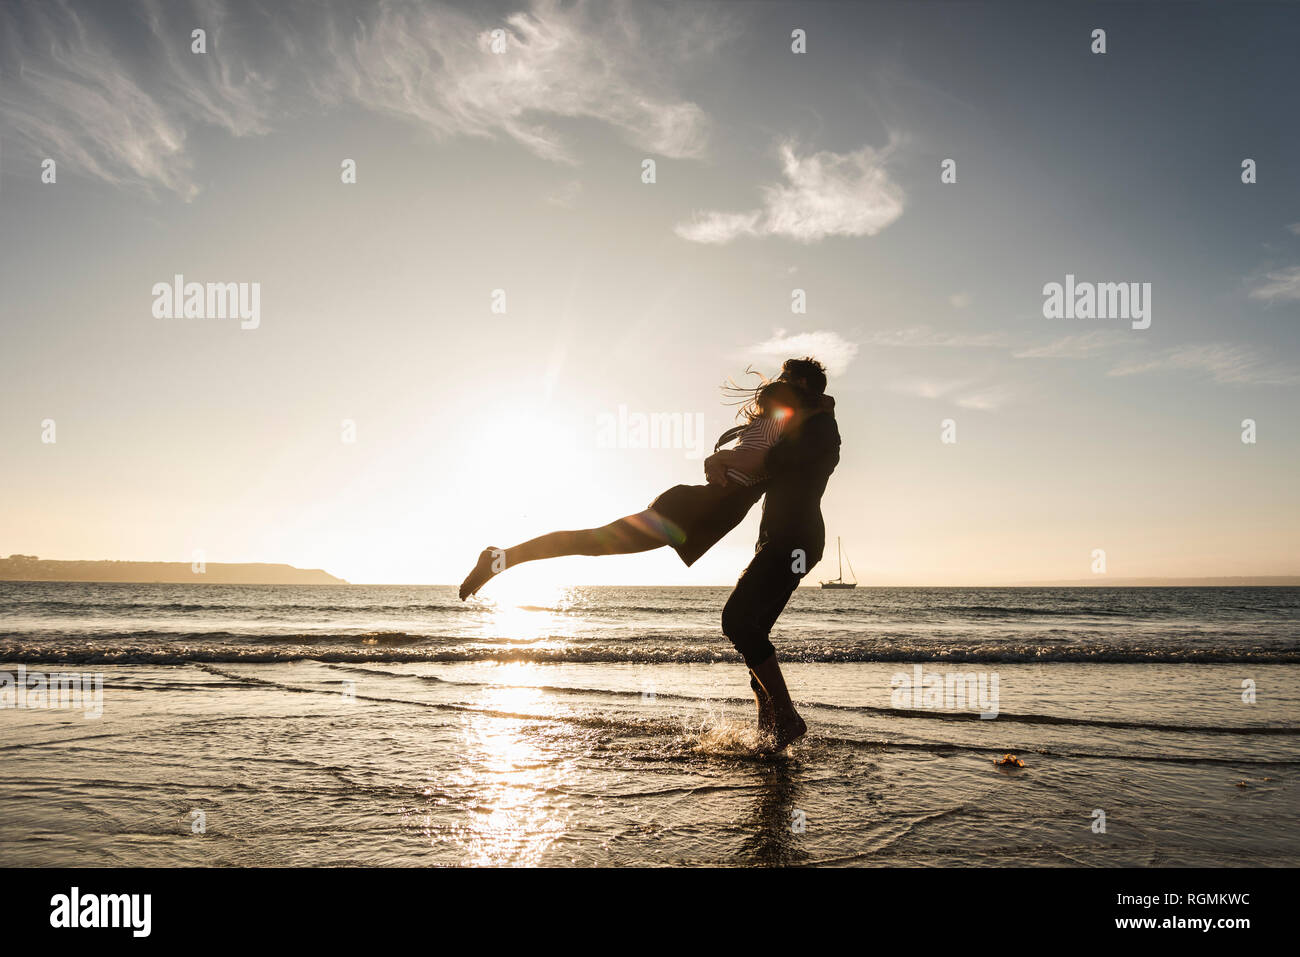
417;586;601;864
421;669;577;866
468;582;593;647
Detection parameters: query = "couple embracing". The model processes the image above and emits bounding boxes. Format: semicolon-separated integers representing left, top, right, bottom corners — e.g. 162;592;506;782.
459;357;841;753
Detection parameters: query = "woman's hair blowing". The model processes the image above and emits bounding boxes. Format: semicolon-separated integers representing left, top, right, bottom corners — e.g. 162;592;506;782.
721;368;802;423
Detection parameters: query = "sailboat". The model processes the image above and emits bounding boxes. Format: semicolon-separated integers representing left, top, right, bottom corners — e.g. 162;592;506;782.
820;537;857;589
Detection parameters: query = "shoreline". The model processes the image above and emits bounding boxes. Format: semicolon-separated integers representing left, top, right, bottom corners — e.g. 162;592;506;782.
3;659;1296;867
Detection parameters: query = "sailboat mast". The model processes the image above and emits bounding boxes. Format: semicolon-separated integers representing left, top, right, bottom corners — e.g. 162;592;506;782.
838;537;843;580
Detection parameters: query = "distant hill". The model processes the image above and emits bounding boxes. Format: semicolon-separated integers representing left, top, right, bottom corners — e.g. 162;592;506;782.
1009;576;1300;587
0;556;347;585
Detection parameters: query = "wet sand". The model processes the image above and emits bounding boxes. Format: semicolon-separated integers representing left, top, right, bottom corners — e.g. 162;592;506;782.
2;659;1296;866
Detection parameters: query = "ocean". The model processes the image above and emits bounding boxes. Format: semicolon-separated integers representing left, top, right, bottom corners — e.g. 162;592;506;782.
2;582;1297;866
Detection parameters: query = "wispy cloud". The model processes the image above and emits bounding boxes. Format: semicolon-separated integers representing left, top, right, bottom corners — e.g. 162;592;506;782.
0;0;201;198
0;0;720;196
1246;265;1300;302
1012;330;1129;359
887;378;967;400
948;292;972;309
864;326;1007;349
677;210;763;244
744;329;859;377
544;179;583;207
1108;344;1299;386
955;388;1013;411
319;0;716;165
141;0;275;138
677;136;906;244
884;376;1013;411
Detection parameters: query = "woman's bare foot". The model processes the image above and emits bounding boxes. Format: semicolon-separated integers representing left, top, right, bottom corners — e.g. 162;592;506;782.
763;710;807;754
458;547;502;600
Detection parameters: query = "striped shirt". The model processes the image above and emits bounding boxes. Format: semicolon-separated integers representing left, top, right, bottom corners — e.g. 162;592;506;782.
726;416;786;487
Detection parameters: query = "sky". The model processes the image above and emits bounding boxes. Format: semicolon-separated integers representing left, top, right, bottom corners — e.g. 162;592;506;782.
1;0;1297;587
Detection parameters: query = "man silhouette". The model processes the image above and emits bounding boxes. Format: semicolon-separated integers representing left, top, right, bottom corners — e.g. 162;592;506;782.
706;357;840;752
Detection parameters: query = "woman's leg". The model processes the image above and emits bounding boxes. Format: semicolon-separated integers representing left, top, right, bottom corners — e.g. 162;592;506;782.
459;511;669;599
505;513;669;566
